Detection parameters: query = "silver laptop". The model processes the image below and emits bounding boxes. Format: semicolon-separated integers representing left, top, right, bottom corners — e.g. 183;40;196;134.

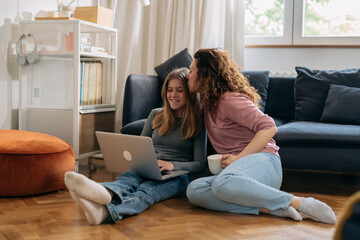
95;131;189;180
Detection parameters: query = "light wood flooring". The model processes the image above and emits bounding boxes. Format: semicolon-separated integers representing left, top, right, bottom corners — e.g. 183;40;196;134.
0;159;359;240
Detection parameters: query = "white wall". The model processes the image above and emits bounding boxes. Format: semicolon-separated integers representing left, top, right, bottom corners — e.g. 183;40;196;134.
0;0;93;129
244;47;360;76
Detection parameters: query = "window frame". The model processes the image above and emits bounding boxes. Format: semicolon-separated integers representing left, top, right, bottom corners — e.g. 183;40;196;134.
245;0;360;46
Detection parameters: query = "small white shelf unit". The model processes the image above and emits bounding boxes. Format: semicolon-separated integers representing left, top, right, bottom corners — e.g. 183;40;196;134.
18;20;117;162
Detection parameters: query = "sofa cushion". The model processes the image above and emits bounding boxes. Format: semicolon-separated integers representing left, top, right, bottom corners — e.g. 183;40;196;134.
154;48;193;87
242;71;270;111
294;67;360;121
274;121;360;144
321;84;360;125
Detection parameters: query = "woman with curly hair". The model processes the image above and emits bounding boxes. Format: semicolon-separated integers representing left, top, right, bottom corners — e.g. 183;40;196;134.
186;48;337;224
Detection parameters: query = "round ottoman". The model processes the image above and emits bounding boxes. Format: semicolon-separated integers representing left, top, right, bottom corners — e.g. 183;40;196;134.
0;130;75;197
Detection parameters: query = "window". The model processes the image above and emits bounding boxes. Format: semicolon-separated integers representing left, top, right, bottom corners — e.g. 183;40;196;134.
245;0;293;45
245;0;360;45
245;0;284;37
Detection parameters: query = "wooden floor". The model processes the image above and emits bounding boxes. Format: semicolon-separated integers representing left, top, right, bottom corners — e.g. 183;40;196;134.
0;159;359;240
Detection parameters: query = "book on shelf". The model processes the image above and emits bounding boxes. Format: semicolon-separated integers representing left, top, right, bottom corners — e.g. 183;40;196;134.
80;60;103;106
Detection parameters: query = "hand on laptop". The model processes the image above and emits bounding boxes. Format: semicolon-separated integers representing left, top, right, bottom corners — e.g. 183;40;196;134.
157;160;174;172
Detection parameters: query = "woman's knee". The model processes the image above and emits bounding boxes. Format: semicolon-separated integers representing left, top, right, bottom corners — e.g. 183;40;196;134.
186;183;196;203
186;179;203;199
186;178;212;203
212;173;248;199
212;174;229;197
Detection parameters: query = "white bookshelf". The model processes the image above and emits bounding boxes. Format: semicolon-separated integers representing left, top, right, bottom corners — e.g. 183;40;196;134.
18;20;117;164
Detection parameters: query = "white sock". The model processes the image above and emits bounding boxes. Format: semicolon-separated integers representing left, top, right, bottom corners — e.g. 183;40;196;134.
270;206;302;221
298;197;337;224
69;191;110;225
64;171;112;205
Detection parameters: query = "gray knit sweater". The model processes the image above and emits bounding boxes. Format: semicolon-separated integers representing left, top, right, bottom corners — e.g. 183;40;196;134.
141;108;206;174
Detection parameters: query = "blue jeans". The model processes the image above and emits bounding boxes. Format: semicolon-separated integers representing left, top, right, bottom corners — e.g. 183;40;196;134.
101;171;191;223
186;153;293;215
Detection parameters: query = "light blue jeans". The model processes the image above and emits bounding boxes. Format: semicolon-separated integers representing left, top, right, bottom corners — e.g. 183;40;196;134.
101;171;191;223
186;152;293;215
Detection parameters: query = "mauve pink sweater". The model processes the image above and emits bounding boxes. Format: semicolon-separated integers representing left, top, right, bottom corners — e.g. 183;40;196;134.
204;92;279;157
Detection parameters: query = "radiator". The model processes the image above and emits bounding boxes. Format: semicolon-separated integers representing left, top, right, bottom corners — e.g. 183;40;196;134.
269;71;297;77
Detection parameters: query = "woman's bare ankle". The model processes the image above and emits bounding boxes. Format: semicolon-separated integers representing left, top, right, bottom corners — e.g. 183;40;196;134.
290;196;302;210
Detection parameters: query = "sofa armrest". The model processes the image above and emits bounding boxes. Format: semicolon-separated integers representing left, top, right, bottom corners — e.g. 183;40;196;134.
122;74;161;126
120;119;146;135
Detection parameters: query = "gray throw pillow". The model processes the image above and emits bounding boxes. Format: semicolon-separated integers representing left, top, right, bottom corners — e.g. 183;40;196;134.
154;48;192;87
294;67;360;121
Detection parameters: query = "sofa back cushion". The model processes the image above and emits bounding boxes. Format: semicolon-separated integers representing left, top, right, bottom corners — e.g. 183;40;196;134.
265;77;295;121
122;74;160;126
294;67;360;121
242;71;269;111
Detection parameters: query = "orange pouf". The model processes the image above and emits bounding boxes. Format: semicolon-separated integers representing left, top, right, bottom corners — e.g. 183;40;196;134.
0;130;75;197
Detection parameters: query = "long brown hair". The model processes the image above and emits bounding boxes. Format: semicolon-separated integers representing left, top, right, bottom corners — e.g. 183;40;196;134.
194;48;261;119
153;68;201;139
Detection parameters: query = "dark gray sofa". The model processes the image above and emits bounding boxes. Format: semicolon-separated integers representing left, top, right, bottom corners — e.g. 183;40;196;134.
121;71;360;174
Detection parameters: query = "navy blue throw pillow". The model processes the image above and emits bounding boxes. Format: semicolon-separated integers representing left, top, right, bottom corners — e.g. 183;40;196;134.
320;84;360;125
242;71;270;111
154;48;193;87
294;67;360;121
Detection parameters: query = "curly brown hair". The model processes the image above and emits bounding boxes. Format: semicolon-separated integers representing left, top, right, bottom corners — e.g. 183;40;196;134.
194;48;261;119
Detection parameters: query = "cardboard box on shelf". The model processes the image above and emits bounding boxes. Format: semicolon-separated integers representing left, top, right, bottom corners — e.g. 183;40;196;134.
74;6;113;27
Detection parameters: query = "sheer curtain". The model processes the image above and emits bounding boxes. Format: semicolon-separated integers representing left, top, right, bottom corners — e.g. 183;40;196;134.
112;0;244;131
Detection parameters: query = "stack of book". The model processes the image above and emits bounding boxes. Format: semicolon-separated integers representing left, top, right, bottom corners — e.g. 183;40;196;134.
80;60;103;105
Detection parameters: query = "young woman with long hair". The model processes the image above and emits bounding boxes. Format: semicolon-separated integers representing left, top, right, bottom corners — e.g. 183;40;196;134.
65;68;206;225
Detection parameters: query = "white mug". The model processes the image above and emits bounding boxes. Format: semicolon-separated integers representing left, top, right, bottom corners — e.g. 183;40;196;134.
207;154;223;175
